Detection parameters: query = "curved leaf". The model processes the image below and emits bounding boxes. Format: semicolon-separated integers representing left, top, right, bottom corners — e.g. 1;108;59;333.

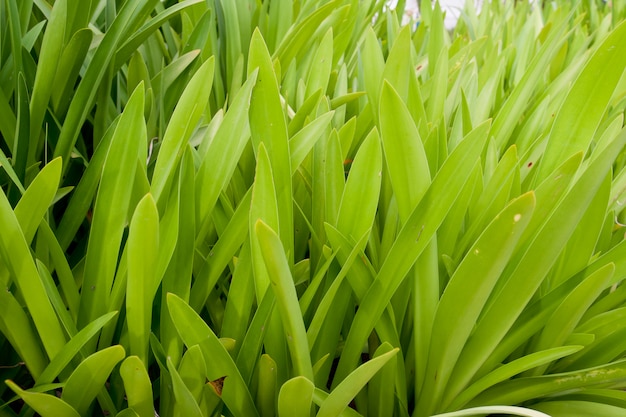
5;381;80;417
278;377;314;417
61;345;126;416
120;356;154;417
167;293;259;417
318;345;398;417
255;220;314;380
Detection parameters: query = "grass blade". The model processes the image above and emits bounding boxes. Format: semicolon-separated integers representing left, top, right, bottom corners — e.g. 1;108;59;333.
333;120;490;385
167;293;259;416
318;345;399;417
61;345;125;416
127;194;159;365
255;220;314;381
538;20;626;181
448;129;626;404
151;57;214;203
36;312;118;385
420;192;536;414
120;356;154;417
78;84;145;328
5;381;80;417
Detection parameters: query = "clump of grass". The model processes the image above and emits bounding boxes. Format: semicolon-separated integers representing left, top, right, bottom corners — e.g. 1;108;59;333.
1;1;626;416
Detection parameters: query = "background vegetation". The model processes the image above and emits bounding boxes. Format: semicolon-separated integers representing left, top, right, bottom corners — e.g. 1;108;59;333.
1;0;626;416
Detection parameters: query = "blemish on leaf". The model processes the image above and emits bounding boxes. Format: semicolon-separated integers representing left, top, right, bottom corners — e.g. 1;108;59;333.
527;162;533;168
514;214;522;222
415;225;425;242
208;376;226;396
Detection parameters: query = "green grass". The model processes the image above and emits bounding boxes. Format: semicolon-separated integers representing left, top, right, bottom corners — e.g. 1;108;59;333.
1;0;626;416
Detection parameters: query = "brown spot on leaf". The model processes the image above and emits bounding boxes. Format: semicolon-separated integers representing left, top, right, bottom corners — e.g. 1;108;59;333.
208;376;226;396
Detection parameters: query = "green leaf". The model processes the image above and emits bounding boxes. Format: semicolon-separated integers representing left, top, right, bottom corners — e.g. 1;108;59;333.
256;354;278;417
6;0;23;98
317;345;399;417
420;192;536;414
255;220;314;380
367;342;398;417
14;157;62;245
127;194;159;365
305;28;333;97
382;25;414;107
379;81;430;221
51;29;92;116
335;128;382;240
151;57;214;203
53;0;153;171
312;389;362;417
151;50;201;111
534;400;626;417
529;263;614;375
250;143;280;301
0;144;22;193
166;357;203;417
307;229;370;347
55;116;119;250
28;0;67;164
456;145;519;259
78;83;145;329
13;75;30;184
190;188;252;312
114;0;204;68
0;83;16;151
120;356;154;417
426;48;448;125
278;377;314;417
248;29;294;260
167;293;259;417
447;128;626;400
61;345;125;416
157;149;192;366
236;281;276;385
333;120;490;384
449;346;583;410
37;312;118;385
468;359;626;406
538;20;626;181
491;13;574;148
362;27;385;124
37;221;80;318
178;345;208;403
0;182;66;361
194;69;256;244
35;261;77;355
5;381;80;417
116;409;141;417
289;111;335;173
274;0;343;68
0;290;47;379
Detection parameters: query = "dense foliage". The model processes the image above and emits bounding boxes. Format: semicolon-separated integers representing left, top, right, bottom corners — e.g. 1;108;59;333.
2;0;626;416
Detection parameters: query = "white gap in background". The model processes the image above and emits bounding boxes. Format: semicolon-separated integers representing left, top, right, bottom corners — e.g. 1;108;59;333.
388;0;482;29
